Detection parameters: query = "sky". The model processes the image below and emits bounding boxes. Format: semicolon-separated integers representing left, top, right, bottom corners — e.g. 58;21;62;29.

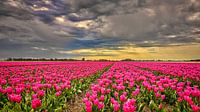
0;0;200;60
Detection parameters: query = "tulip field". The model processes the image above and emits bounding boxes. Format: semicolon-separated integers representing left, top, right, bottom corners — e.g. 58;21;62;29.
0;62;200;112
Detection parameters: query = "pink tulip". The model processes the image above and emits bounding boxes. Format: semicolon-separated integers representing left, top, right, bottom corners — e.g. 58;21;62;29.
1;79;7;85
111;98;117;104
114;91;119;98
191;105;200;112
97;102;104;110
123;99;136;112
94;99;99;106
8;94;22;103
15;87;24;94
161;95;165;100
55;91;62;97
99;95;105;102
113;102;120;111
5;87;13;94
155;92;161;98
159;103;163;109
32;98;42;109
85;101;92;112
37;90;45;97
32;94;37;99
120;94;126;102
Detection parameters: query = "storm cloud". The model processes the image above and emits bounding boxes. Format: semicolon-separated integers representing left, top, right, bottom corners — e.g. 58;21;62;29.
0;0;199;59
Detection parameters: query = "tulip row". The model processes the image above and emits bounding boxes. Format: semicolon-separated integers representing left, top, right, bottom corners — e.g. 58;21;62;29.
134;62;200;82
0;61;112;111
83;62;200;112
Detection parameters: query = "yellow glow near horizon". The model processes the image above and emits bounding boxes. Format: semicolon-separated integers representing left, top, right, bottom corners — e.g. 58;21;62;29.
59;44;200;60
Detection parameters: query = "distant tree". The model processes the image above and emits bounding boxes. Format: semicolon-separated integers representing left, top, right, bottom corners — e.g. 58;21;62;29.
121;59;132;61
6;58;13;61
190;59;200;62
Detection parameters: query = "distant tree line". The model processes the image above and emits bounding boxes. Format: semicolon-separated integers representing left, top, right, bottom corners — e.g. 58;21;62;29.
121;59;163;61
190;59;200;62
5;58;79;61
3;58;200;62
4;58;112;61
121;58;200;62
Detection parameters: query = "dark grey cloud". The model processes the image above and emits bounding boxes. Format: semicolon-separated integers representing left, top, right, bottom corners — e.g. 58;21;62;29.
94;0;200;45
0;1;32;20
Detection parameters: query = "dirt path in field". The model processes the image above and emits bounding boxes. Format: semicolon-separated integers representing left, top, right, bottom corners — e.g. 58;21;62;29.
66;94;85;112
65;64;113;112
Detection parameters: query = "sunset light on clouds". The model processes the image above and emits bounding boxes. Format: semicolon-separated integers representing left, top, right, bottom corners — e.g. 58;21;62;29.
0;0;200;60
